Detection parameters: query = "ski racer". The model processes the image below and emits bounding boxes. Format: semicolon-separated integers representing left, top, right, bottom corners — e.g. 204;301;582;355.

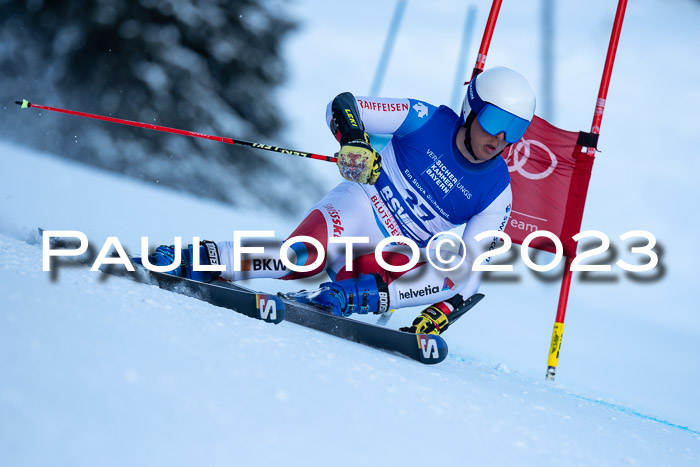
147;66;536;335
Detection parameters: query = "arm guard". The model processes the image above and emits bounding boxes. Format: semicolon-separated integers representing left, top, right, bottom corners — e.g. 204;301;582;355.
330;92;366;145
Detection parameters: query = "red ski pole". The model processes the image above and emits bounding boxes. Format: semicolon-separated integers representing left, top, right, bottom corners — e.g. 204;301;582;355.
15;99;337;164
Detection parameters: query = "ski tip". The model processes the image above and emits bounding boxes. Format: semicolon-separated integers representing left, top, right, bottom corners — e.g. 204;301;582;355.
470;293;486;304
255;294;285;324
15;99;30;109
415;334;448;364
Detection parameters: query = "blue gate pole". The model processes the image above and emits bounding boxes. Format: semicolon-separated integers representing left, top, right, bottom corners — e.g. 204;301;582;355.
370;0;408;96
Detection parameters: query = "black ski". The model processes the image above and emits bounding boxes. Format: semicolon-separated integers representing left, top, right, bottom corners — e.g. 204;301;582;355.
234;285;485;365
39;229;284;324
104;265;285;324
281;297;449;364
280;292;483;364
40;228;485;362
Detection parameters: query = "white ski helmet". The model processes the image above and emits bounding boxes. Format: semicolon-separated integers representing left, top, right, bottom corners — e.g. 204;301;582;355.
460;66;536;143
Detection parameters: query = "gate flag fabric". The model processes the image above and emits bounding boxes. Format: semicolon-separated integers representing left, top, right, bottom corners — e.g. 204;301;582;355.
501;116;595;257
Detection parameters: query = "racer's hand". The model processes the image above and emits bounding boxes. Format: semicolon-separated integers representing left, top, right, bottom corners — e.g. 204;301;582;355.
336;134;382;185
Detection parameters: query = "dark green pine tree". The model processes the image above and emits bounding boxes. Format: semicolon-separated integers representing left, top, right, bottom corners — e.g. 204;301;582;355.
0;0;323;213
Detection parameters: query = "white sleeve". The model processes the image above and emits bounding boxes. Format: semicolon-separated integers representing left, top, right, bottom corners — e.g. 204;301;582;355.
457;184;513;298
326;96;412;135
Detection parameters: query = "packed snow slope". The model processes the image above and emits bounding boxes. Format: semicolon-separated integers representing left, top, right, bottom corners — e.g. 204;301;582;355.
1;141;699;467
281;0;700;435
3;0;700;463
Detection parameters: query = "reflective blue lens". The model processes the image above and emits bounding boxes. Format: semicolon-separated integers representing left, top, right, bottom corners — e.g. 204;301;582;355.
476;104;530;143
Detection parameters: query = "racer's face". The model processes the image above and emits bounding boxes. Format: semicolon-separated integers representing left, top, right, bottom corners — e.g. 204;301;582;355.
468;118;509;161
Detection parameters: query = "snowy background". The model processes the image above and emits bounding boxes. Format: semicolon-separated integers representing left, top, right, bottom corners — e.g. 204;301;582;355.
2;0;700;465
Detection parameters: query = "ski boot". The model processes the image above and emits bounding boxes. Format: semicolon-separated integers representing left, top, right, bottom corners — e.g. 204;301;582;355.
140;240;222;282
286;273;390;317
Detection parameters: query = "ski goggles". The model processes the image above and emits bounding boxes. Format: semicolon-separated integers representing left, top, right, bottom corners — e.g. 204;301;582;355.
474;104;530;143
467;83;531;143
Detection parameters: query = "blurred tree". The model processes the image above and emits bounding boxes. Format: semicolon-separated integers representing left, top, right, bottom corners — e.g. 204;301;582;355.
0;0;322;214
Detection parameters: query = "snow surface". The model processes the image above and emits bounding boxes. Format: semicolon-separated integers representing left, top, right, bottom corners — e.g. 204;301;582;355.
2;0;700;465
1;141;699;466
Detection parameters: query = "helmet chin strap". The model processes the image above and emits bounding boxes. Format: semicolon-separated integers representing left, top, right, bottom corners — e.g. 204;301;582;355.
463;111;512;162
462;112;480;162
